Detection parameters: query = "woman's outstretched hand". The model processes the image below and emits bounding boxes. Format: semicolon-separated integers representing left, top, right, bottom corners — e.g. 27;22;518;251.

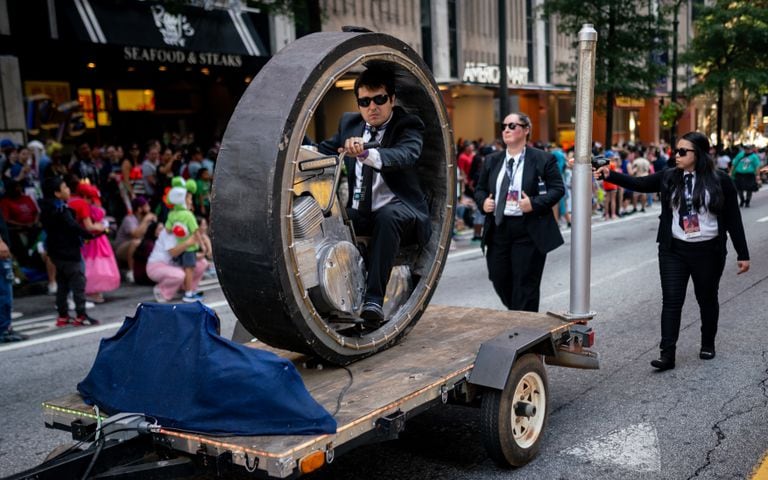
737;260;750;274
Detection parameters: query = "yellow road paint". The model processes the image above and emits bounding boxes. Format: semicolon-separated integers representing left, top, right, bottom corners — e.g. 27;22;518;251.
752;452;768;480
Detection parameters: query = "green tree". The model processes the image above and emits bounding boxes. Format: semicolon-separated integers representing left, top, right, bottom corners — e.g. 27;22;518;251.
681;0;768;148
541;0;668;147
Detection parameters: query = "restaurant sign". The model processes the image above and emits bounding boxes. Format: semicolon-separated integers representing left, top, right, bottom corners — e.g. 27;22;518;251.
123;47;243;67
463;62;529;86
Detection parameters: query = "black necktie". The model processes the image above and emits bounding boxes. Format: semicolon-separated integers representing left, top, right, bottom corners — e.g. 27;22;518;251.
495;157;515;226
679;173;693;229
357;126;377;214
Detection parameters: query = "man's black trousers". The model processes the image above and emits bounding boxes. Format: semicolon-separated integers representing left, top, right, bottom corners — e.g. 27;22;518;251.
348;203;417;305
657;237;725;357
486;216;546;312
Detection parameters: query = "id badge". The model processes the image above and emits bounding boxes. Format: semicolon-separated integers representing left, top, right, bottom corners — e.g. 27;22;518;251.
504;190;519;215
683;213;701;238
353;187;363;201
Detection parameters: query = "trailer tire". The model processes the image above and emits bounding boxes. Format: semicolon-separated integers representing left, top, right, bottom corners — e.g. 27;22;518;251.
480;353;549;467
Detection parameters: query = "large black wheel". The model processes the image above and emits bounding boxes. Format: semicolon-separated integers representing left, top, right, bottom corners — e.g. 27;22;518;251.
211;31;455;365
480;354;549;467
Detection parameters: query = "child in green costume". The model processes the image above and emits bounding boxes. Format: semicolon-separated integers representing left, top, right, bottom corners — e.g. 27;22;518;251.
166;177;201;302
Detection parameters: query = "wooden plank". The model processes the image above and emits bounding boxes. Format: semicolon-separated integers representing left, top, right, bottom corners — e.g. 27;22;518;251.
43;305;572;456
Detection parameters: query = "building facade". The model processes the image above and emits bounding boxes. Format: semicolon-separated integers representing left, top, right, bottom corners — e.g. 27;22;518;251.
0;0;273;148
311;0;698;150
0;0;701;150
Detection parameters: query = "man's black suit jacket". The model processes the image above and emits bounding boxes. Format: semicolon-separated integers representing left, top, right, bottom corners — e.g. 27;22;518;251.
318;106;431;246
474;147;565;254
605;168;749;260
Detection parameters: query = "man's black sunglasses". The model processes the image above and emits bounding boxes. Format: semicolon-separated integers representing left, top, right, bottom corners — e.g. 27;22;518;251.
502;122;528;131
357;94;390;108
675;148;695;157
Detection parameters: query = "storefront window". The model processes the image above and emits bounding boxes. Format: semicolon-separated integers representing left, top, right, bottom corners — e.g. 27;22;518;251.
77;88;111;128
117;89;156;111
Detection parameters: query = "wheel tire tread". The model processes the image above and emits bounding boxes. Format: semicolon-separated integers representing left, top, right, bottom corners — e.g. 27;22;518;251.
479;353;548;468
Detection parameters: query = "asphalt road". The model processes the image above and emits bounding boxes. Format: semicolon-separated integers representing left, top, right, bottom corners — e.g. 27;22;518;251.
1;191;767;479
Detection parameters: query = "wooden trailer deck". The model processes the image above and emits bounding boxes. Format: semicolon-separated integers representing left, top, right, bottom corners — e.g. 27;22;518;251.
43;305;576;478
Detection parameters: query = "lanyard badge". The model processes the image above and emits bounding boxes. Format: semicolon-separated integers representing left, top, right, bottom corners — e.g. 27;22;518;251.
682;178;701;238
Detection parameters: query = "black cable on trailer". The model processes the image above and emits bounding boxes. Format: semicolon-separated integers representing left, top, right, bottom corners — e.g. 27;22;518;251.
332;366;354;416
80;436;104;480
40;413;151;466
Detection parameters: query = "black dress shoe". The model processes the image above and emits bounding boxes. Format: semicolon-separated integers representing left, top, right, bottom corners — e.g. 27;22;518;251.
0;330;27;343
650;357;675;371
699;348;716;360
360;302;386;329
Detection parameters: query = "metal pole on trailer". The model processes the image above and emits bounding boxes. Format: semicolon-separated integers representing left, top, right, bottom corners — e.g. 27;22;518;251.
567;24;598;319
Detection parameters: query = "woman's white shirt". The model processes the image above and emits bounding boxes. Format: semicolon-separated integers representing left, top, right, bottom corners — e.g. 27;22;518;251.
671;172;719;242
147;229;178;265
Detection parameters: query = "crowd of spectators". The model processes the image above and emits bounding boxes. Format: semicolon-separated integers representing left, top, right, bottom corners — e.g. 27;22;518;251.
0;135;218;341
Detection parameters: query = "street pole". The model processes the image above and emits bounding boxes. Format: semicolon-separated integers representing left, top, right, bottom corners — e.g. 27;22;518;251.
670;0;680;149
498;0;508;122
567;24;597;319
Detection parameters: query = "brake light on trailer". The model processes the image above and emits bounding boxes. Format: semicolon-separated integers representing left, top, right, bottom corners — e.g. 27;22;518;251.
568;324;594;348
300;450;325;474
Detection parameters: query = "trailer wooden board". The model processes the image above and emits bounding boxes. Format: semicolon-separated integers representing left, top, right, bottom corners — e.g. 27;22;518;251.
43;305;574;477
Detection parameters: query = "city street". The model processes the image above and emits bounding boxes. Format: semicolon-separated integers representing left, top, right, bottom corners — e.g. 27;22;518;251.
1;191;767;479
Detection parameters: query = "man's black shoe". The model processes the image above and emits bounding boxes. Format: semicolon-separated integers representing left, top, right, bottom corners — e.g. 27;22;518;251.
699;347;716;360
650;357;675;371
0;329;27;343
360;302;386;329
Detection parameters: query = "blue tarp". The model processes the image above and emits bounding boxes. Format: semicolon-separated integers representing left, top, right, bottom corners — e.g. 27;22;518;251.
77;302;336;436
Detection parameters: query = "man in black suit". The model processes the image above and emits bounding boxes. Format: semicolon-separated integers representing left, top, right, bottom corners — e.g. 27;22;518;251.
318;67;430;328
474;112;564;311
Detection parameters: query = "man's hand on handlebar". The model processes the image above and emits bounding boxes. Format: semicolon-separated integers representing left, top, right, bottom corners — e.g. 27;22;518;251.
338;138;380;158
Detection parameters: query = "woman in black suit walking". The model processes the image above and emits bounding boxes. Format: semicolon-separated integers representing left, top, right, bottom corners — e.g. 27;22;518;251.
595;131;750;371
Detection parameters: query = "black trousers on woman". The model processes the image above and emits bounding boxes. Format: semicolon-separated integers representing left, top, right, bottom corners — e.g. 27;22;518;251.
486;217;547;312
658;237;726;358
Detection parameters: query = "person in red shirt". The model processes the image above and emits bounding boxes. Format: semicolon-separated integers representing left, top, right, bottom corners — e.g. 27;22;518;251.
0;180;41;264
602;152;619;220
457;142;475;177
66;176;119;303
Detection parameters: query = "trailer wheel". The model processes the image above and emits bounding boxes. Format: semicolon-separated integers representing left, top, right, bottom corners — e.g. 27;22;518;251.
480;353;549;467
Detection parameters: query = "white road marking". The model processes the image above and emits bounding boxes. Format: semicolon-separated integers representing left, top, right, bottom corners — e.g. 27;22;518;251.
0;323;122;353
1;300;232;353
203;300;229;309
757;215;768;223
562;422;662;472
13;314;56;327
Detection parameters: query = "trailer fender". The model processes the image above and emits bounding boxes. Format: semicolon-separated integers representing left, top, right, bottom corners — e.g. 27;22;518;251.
468;328;556;390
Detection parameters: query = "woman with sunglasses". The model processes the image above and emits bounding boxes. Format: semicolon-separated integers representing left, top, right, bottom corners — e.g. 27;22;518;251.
474;112;565;312
594;131;750;371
